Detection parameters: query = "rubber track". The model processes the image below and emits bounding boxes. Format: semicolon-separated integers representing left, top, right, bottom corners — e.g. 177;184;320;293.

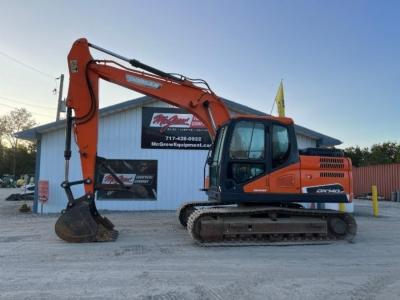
176;200;220;227
187;206;357;246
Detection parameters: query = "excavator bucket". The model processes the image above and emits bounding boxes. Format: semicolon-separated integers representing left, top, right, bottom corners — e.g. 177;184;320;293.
55;197;118;243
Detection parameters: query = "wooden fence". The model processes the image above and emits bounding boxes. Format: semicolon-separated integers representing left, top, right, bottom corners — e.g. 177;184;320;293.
353;163;400;200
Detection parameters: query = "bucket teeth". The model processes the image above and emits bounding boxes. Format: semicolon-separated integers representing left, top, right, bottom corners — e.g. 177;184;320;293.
55;197;118;243
95;222;119;242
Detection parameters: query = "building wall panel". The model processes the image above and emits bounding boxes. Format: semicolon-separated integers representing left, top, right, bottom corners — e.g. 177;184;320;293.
353;164;400;199
39;102;208;213
296;134;316;149
37;102;320;212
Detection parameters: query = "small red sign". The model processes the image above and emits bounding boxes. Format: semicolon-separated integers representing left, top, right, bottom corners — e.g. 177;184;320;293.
38;180;49;204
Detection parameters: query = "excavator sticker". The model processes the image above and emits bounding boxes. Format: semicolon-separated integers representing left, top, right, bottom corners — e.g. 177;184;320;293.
69;60;78;73
302;184;344;194
125;74;161;89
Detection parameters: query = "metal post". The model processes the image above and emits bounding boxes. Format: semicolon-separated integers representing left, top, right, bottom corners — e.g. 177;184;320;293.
339;202;346;212
372;185;379;217
56;74;64;121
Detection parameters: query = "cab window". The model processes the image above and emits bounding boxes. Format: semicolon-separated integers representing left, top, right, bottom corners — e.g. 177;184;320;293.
228;121;265;183
229;121;265;160
272;124;290;168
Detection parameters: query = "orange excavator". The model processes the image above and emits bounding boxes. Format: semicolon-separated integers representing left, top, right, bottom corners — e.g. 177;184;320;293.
55;38;357;245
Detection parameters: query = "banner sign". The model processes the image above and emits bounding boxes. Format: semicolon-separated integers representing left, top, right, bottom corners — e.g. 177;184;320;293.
96;159;157;200
141;107;212;150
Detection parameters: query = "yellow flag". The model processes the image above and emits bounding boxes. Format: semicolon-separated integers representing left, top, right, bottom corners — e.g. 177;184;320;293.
275;81;285;117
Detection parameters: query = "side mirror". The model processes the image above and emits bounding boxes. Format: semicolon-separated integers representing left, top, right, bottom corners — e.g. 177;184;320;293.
206;157;213;165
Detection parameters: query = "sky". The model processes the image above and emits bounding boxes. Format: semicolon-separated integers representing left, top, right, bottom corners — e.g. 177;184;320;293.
0;0;399;148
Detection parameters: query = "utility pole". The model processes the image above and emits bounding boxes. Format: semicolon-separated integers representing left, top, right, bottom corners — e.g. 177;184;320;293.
56;74;64;121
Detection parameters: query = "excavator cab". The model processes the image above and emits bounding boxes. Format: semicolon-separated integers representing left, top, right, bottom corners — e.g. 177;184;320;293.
206;117;299;203
205;117;351;206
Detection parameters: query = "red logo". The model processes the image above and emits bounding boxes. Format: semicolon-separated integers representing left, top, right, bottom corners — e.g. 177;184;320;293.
150;113;206;132
102;174;136;185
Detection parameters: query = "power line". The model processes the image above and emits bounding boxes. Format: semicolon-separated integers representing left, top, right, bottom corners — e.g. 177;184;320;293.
0;103;54;119
0;49;55;79
0;96;56;110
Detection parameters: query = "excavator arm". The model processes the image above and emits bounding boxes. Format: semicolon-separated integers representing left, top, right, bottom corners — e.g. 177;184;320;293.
55;38;230;242
68;39;230;196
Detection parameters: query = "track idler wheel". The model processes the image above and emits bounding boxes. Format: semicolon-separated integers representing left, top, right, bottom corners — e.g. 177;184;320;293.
55;197;118;243
328;213;357;242
178;204;196;228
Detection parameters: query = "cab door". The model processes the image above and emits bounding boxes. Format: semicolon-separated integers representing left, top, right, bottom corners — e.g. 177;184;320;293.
216;119;269;196
266;123;301;194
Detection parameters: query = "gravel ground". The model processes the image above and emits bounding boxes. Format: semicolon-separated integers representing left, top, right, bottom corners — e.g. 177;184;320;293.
1;188;400;300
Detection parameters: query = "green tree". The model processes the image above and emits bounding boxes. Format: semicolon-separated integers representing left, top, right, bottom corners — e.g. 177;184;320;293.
0;146;36;176
0;123;4;166
369;142;400;165
345;142;400;167
344;146;369;167
0;108;36;176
